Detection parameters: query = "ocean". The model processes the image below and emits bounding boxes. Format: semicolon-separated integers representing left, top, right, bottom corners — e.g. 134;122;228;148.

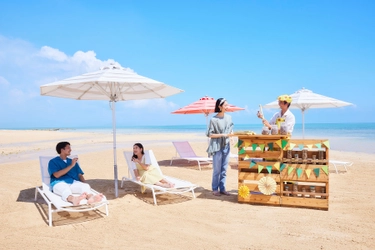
19;122;374;154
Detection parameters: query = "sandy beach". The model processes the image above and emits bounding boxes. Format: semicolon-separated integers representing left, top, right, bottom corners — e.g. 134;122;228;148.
1;129;374;250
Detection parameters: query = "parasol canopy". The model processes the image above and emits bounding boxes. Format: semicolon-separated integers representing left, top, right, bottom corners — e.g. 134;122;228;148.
172;96;244;115
171;96;244;128
263;88;353;137
40;64;184;197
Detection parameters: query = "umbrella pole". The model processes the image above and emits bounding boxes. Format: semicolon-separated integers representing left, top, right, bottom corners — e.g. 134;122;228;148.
111;101;118;198
205;114;209;145
302;110;305;139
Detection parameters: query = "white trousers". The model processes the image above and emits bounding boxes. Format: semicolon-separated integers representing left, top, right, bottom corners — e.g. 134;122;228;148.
53;180;92;202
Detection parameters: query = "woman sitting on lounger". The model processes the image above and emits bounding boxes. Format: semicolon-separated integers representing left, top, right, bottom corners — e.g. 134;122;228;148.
131;143;175;189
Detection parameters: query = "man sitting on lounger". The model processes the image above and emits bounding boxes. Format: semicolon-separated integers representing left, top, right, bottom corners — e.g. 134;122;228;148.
48;141;103;206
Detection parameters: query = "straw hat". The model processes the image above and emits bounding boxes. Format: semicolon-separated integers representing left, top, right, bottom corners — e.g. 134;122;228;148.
278;94;292;103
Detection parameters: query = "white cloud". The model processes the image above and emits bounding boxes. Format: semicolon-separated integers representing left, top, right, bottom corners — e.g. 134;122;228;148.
8;88;38;104
0;35;174;127
37;47;126;75
38;46;68;62
0;35;35;67
0;76;9;85
123;99;178;110
69;50;120;73
0;35;125;118
0;35;123;87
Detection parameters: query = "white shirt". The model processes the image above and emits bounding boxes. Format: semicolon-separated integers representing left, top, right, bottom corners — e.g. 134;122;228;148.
269;109;295;133
129;153;151;171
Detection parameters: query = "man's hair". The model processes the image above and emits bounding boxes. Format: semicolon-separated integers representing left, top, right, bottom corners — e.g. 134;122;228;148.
56;141;70;154
279;100;291;108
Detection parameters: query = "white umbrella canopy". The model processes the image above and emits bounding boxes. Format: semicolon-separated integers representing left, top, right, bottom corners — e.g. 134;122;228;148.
40;64;184;197
41;65;182;101
263;88;354;137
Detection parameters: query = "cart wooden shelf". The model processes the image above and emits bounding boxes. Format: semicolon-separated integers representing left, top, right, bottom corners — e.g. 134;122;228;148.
236;135;329;210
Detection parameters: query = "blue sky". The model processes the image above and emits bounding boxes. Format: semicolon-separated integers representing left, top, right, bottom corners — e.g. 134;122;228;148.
0;0;374;129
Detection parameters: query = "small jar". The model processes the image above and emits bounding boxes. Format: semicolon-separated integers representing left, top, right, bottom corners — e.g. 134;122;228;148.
271;125;278;135
286;150;292;159
293;183;300;197
294;153;299;162
302;149;308;160
310;186;316;198
312;155;317;164
280;122;288;135
318;150;324;160
262;126;270;135
284;185;290;197
302;187;309;198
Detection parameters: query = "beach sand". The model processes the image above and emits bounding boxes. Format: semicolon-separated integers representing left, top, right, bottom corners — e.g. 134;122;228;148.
1;130;374;249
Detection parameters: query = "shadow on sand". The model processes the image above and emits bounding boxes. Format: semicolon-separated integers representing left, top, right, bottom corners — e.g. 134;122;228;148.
18;184;108;227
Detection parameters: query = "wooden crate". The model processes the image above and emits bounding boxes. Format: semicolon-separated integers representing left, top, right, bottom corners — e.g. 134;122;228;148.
237;135;287;206
279;139;330;210
236;135;330;210
237;134;288;161
238;172;281;206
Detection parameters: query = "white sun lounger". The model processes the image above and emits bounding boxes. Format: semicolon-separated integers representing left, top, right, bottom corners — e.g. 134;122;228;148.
35;156;109;226
121;150;197;205
170;141;212;170
329;160;353;174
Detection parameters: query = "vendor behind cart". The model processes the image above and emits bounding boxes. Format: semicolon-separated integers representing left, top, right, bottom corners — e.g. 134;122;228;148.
257;95;296;134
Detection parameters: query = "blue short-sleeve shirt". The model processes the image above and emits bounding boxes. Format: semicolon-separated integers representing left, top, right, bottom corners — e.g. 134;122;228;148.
48;156;84;188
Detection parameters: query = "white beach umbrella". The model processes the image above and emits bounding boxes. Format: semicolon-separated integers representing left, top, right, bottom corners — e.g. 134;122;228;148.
40;64;184;197
263;88;354;137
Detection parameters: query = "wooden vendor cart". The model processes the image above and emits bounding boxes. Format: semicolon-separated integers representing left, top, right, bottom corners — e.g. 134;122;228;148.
236;134;329;210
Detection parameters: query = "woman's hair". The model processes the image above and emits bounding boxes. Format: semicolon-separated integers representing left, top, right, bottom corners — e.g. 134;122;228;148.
132;143;145;159
214;98;226;113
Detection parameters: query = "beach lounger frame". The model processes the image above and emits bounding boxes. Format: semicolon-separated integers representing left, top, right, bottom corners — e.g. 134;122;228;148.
121;150;197;205
329;160;353;174
170;141;213;171
35;156;109;227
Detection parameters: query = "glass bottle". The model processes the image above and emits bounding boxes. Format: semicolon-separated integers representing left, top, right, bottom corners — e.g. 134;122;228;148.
302;149;308;160
280;122;288;135
294;153;299;163
262;126;270;135
310;186;315;198
287;150;292;159
312;155;317;165
284;185;290;197
302;187;309;198
294;183;300;197
318;150;324;160
271;125;278;135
